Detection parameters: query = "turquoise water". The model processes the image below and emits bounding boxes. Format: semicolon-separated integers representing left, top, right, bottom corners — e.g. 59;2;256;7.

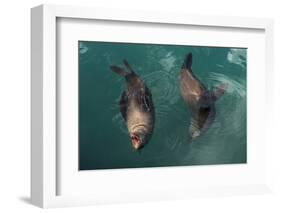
79;41;247;170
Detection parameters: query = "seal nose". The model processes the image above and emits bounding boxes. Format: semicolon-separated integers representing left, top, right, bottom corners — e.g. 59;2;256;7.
131;134;143;150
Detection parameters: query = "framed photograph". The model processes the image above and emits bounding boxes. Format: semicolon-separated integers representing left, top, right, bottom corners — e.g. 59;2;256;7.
31;4;274;208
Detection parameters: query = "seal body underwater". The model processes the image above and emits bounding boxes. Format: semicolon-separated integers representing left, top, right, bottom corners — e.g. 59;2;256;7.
110;60;155;150
180;53;228;139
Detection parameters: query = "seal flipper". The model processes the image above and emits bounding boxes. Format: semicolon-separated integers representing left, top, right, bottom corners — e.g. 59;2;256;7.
110;65;130;77
212;83;228;101
123;59;135;74
119;91;128;121
182;53;193;70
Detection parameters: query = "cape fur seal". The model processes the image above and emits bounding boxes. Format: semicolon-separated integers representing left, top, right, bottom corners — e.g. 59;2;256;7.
110;60;155;150
180;53;228;139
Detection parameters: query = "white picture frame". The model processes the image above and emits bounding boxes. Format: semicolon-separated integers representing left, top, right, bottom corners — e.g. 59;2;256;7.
31;4;274;208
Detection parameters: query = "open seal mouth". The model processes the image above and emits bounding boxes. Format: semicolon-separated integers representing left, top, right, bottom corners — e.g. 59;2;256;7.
130;134;144;150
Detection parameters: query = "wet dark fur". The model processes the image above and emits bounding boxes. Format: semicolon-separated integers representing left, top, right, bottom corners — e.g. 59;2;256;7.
180;53;227;139
110;60;155;149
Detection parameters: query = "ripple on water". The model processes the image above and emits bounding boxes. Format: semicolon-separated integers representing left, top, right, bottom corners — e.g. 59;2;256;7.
112;113;128;134
227;48;247;68
207;72;246;140
159;51;177;72
79;42;89;54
